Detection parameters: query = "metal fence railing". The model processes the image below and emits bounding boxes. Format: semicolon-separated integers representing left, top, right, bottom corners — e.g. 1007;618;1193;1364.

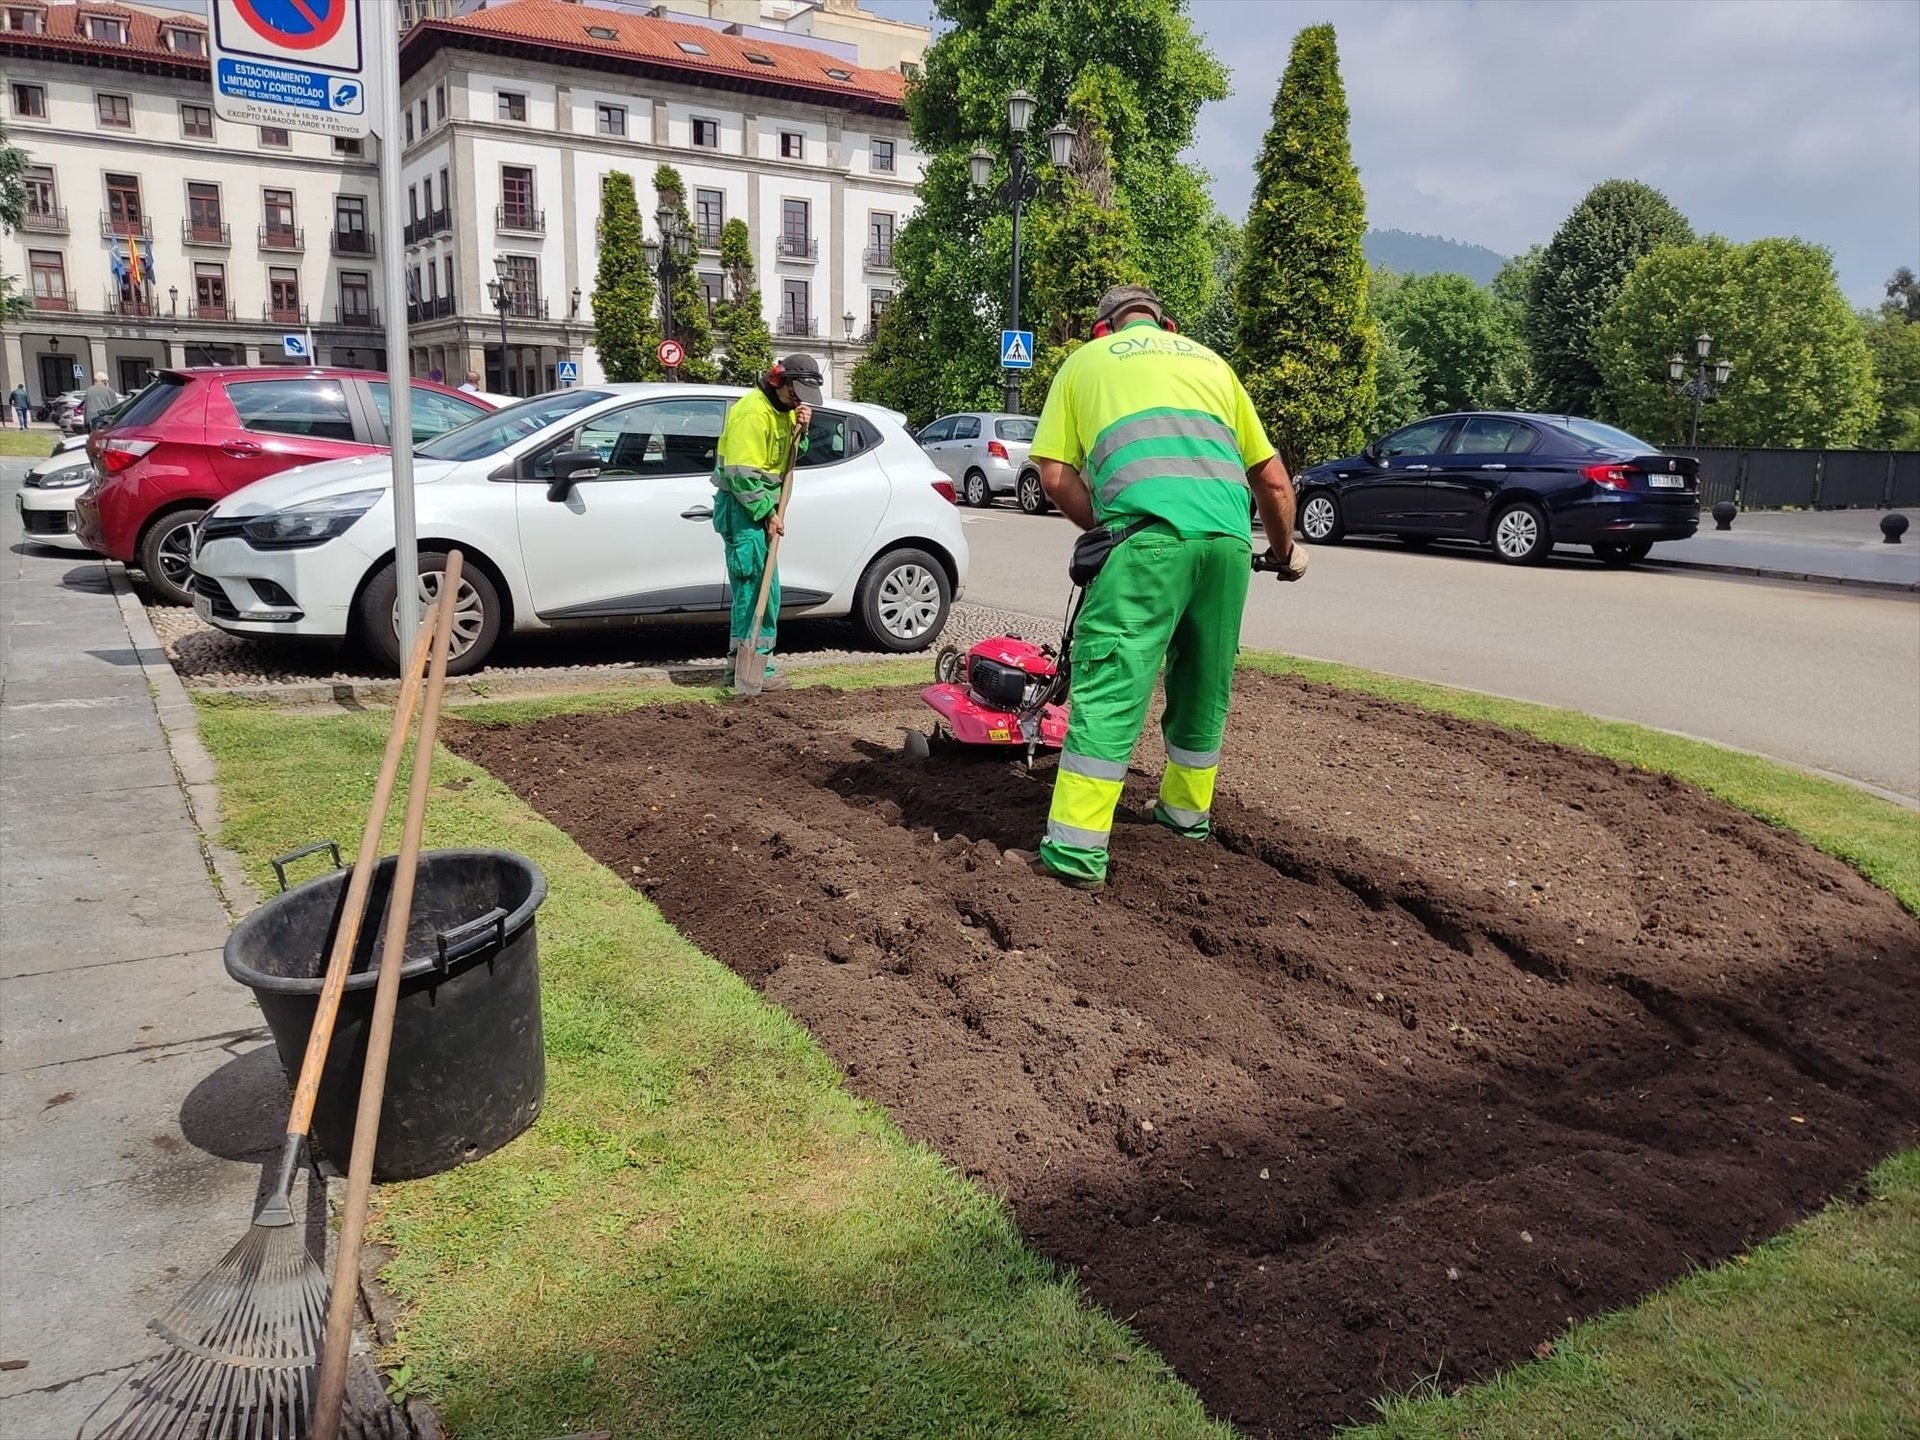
1668;446;1919;510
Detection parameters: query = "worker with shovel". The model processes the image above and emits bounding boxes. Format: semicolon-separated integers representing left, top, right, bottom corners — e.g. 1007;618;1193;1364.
1022;285;1304;888
712;354;820;690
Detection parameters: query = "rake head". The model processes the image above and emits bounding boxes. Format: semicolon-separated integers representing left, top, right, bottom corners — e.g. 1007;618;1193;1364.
85;1219;329;1440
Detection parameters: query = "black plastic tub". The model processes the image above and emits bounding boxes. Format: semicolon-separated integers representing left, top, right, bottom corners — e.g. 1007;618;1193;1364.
226;848;548;1181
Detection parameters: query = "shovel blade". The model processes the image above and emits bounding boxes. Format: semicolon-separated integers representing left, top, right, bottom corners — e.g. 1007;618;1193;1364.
732;639;764;696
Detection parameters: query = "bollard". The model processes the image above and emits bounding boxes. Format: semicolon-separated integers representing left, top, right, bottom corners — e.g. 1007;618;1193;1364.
1881;512;1908;545
1711;500;1737;531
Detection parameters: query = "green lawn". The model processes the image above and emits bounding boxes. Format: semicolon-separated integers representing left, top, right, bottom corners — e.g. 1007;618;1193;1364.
0;429;61;459
191;651;1920;1439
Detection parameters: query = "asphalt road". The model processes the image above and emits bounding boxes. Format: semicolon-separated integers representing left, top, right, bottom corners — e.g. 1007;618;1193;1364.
956;507;1920;804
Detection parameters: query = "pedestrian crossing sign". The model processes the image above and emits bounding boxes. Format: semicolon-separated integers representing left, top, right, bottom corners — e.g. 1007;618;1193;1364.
556;360;579;383
1000;329;1034;370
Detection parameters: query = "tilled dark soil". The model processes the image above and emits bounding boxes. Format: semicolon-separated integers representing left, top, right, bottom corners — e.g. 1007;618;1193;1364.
448;675;1920;1438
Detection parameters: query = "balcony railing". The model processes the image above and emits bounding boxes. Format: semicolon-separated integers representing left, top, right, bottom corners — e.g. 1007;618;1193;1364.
496;205;545;234
331;229;375;256
182;218;231;247
100;211;152;241
103;291;156;317
32;294;78;313
334;304;379;328
863;245;896;271
259;224;304;252
494;293;549;319
695;222;724;250
775;314;816;338
265;302;309;324
777;235;818;261
189;298;237;321
23;205;68;234
407;295;456;323
429;207;452;235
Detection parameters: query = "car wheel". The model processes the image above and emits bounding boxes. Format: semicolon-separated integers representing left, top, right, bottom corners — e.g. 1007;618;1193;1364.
137;507;207;606
857;547;950;652
1593;541;1653;568
355;551;502;676
1016;471;1049;515
1491;501;1551;565
962;469;991;508
1299;490;1345;544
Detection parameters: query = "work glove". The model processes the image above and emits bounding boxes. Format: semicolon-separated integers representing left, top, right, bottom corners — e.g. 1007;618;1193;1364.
1260;545;1310;581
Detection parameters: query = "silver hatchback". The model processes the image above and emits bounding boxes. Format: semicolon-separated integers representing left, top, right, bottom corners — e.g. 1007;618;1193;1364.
916;411;1046;512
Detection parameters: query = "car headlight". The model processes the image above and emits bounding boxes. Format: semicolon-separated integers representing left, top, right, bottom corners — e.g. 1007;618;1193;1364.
36;466;95;490
240;489;383;549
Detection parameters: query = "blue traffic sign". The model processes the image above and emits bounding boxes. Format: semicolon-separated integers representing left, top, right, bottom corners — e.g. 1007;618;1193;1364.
1000;329;1034;370
282;333;310;359
556;360;580;384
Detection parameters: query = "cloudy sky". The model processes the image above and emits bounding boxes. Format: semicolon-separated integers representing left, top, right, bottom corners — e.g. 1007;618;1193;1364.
872;0;1918;305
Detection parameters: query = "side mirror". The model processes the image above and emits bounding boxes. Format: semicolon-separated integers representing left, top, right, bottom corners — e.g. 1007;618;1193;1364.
1362;440;1382;464
545;448;603;502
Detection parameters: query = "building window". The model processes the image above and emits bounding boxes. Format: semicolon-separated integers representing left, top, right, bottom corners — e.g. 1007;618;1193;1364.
586;24;617;40
408;184;419;223
497;90;526;122
187;182;223;240
500;166;536;230
780;278;811;336
334;136;363;156
10;82;46;118
744;51;774;67
780;130;804;160
695;188;724;248
97;93;132;128
404;109;414;145
105;173;142;234
780;198;811;259
423;176;434;215
439;167;450;213
675;39;706;55
260;125;289;148
869;287;893;336
194;261;226;317
418;98;428;133
873;138;896;174
699;272;724;321
24;166;55;219
867;212;895;267
443;255;454;302
85;14;127;42
434;83;445;122
5;7;48;35
262;188;296;244
28;250;66;310
692;117;719;149
501;253;539;314
268;267;301;321
596;102;626;137
340;271;373;324
166;26;205;55
181;103;213;139
335;194;369;252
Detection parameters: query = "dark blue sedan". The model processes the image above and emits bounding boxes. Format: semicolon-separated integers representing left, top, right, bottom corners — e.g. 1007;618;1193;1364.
1293;412;1700;566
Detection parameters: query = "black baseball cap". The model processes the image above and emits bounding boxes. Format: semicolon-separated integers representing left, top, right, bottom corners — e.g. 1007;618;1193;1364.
774;353;824;404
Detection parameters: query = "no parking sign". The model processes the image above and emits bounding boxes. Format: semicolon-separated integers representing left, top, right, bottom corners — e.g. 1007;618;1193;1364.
210;0;371;138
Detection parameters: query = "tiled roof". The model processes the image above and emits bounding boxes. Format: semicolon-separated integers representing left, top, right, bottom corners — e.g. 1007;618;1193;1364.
0;1;208;68
417;0;906;111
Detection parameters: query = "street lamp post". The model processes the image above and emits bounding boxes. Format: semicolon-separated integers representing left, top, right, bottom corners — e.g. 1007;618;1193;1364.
969;90;1076;413
645;203;695;379
487;259;515;396
1668;331;1733;446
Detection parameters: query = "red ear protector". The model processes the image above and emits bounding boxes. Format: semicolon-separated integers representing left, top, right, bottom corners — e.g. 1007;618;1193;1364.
1091;313;1178;339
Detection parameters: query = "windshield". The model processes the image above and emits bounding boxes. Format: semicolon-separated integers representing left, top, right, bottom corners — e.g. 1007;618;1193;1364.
995;418;1037;442
415;390;610;461
1561;417;1658;453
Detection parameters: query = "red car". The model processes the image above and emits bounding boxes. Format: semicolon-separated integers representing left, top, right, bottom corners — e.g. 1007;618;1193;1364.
77;367;494;604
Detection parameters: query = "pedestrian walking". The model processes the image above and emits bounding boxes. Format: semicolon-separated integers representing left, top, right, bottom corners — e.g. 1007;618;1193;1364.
82;372;118;427
8;383;29;430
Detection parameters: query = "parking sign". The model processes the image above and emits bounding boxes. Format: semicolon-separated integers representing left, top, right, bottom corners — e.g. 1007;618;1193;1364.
211;0;372;138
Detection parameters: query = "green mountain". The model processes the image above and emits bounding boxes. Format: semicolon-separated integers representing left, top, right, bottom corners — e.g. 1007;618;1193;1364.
1364;229;1507;285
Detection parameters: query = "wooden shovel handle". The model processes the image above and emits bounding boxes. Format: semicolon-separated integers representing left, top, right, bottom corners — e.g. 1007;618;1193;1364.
312;551;464;1440
284;610;437;1139
741;427;802;657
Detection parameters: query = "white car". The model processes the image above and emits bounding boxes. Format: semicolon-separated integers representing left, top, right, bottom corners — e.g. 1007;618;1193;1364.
189;384;969;674
15;445;96;551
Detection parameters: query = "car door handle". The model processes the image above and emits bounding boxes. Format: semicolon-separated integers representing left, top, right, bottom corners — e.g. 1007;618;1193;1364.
1400;464;1429;472
680;505;713;520
220;440;263;457
1479;463;1507;471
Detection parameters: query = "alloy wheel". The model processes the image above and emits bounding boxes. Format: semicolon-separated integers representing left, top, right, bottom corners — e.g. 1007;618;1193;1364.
965;472;987;506
1018;474;1044;513
877;563;942;640
1496;508;1540;559
1302;495;1336;540
155;522;196;592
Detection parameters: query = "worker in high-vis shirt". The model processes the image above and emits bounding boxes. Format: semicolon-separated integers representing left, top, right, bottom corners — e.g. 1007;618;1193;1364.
711;354;821;689
1024;286;1302;888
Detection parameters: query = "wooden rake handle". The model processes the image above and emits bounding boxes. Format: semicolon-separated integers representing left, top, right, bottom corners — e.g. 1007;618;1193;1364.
312;551;465;1440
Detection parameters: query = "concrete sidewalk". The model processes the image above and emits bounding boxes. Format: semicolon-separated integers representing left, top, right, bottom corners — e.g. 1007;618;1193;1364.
0;457;291;1433
1648;508;1920;589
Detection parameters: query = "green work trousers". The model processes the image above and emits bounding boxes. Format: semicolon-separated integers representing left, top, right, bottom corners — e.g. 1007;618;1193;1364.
716;492;778;680
1039;528;1252;885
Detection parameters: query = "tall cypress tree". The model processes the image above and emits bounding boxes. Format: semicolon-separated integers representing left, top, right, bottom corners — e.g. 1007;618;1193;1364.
651;165;716;382
714;217;774;385
1234;24;1376;470
591;171;657;382
1525;180;1693;416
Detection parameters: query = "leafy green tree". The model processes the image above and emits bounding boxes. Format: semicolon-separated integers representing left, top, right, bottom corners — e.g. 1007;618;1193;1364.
590;171;657;383
1235;23;1376;470
651;165;716;382
1884;266;1920;324
0;122;30;323
1593;236;1879;448
713;218;773;385
1526;180;1693;416
1378;272;1527;413
851;284;943;429
860;0;1228;415
1861;307;1920;449
1186;215;1241;355
1366;326;1431;436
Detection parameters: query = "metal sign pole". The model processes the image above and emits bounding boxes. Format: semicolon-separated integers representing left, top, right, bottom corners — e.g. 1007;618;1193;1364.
377;20;419;651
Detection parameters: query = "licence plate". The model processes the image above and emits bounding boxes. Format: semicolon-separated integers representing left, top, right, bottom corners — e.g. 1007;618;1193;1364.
1649;475;1686;488
193;593;212;620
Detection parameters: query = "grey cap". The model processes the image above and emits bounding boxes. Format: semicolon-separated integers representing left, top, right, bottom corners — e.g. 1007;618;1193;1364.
1094;285;1168;331
774;353;824;405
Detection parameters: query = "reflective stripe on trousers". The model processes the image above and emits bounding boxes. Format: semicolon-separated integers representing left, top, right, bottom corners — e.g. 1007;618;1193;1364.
1046;751;1126;851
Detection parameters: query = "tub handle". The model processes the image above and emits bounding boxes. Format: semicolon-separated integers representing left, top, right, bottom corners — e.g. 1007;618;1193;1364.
271;840;343;893
435;907;509;968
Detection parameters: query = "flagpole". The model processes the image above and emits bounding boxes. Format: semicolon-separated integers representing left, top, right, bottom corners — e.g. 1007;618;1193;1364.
378;15;420;653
